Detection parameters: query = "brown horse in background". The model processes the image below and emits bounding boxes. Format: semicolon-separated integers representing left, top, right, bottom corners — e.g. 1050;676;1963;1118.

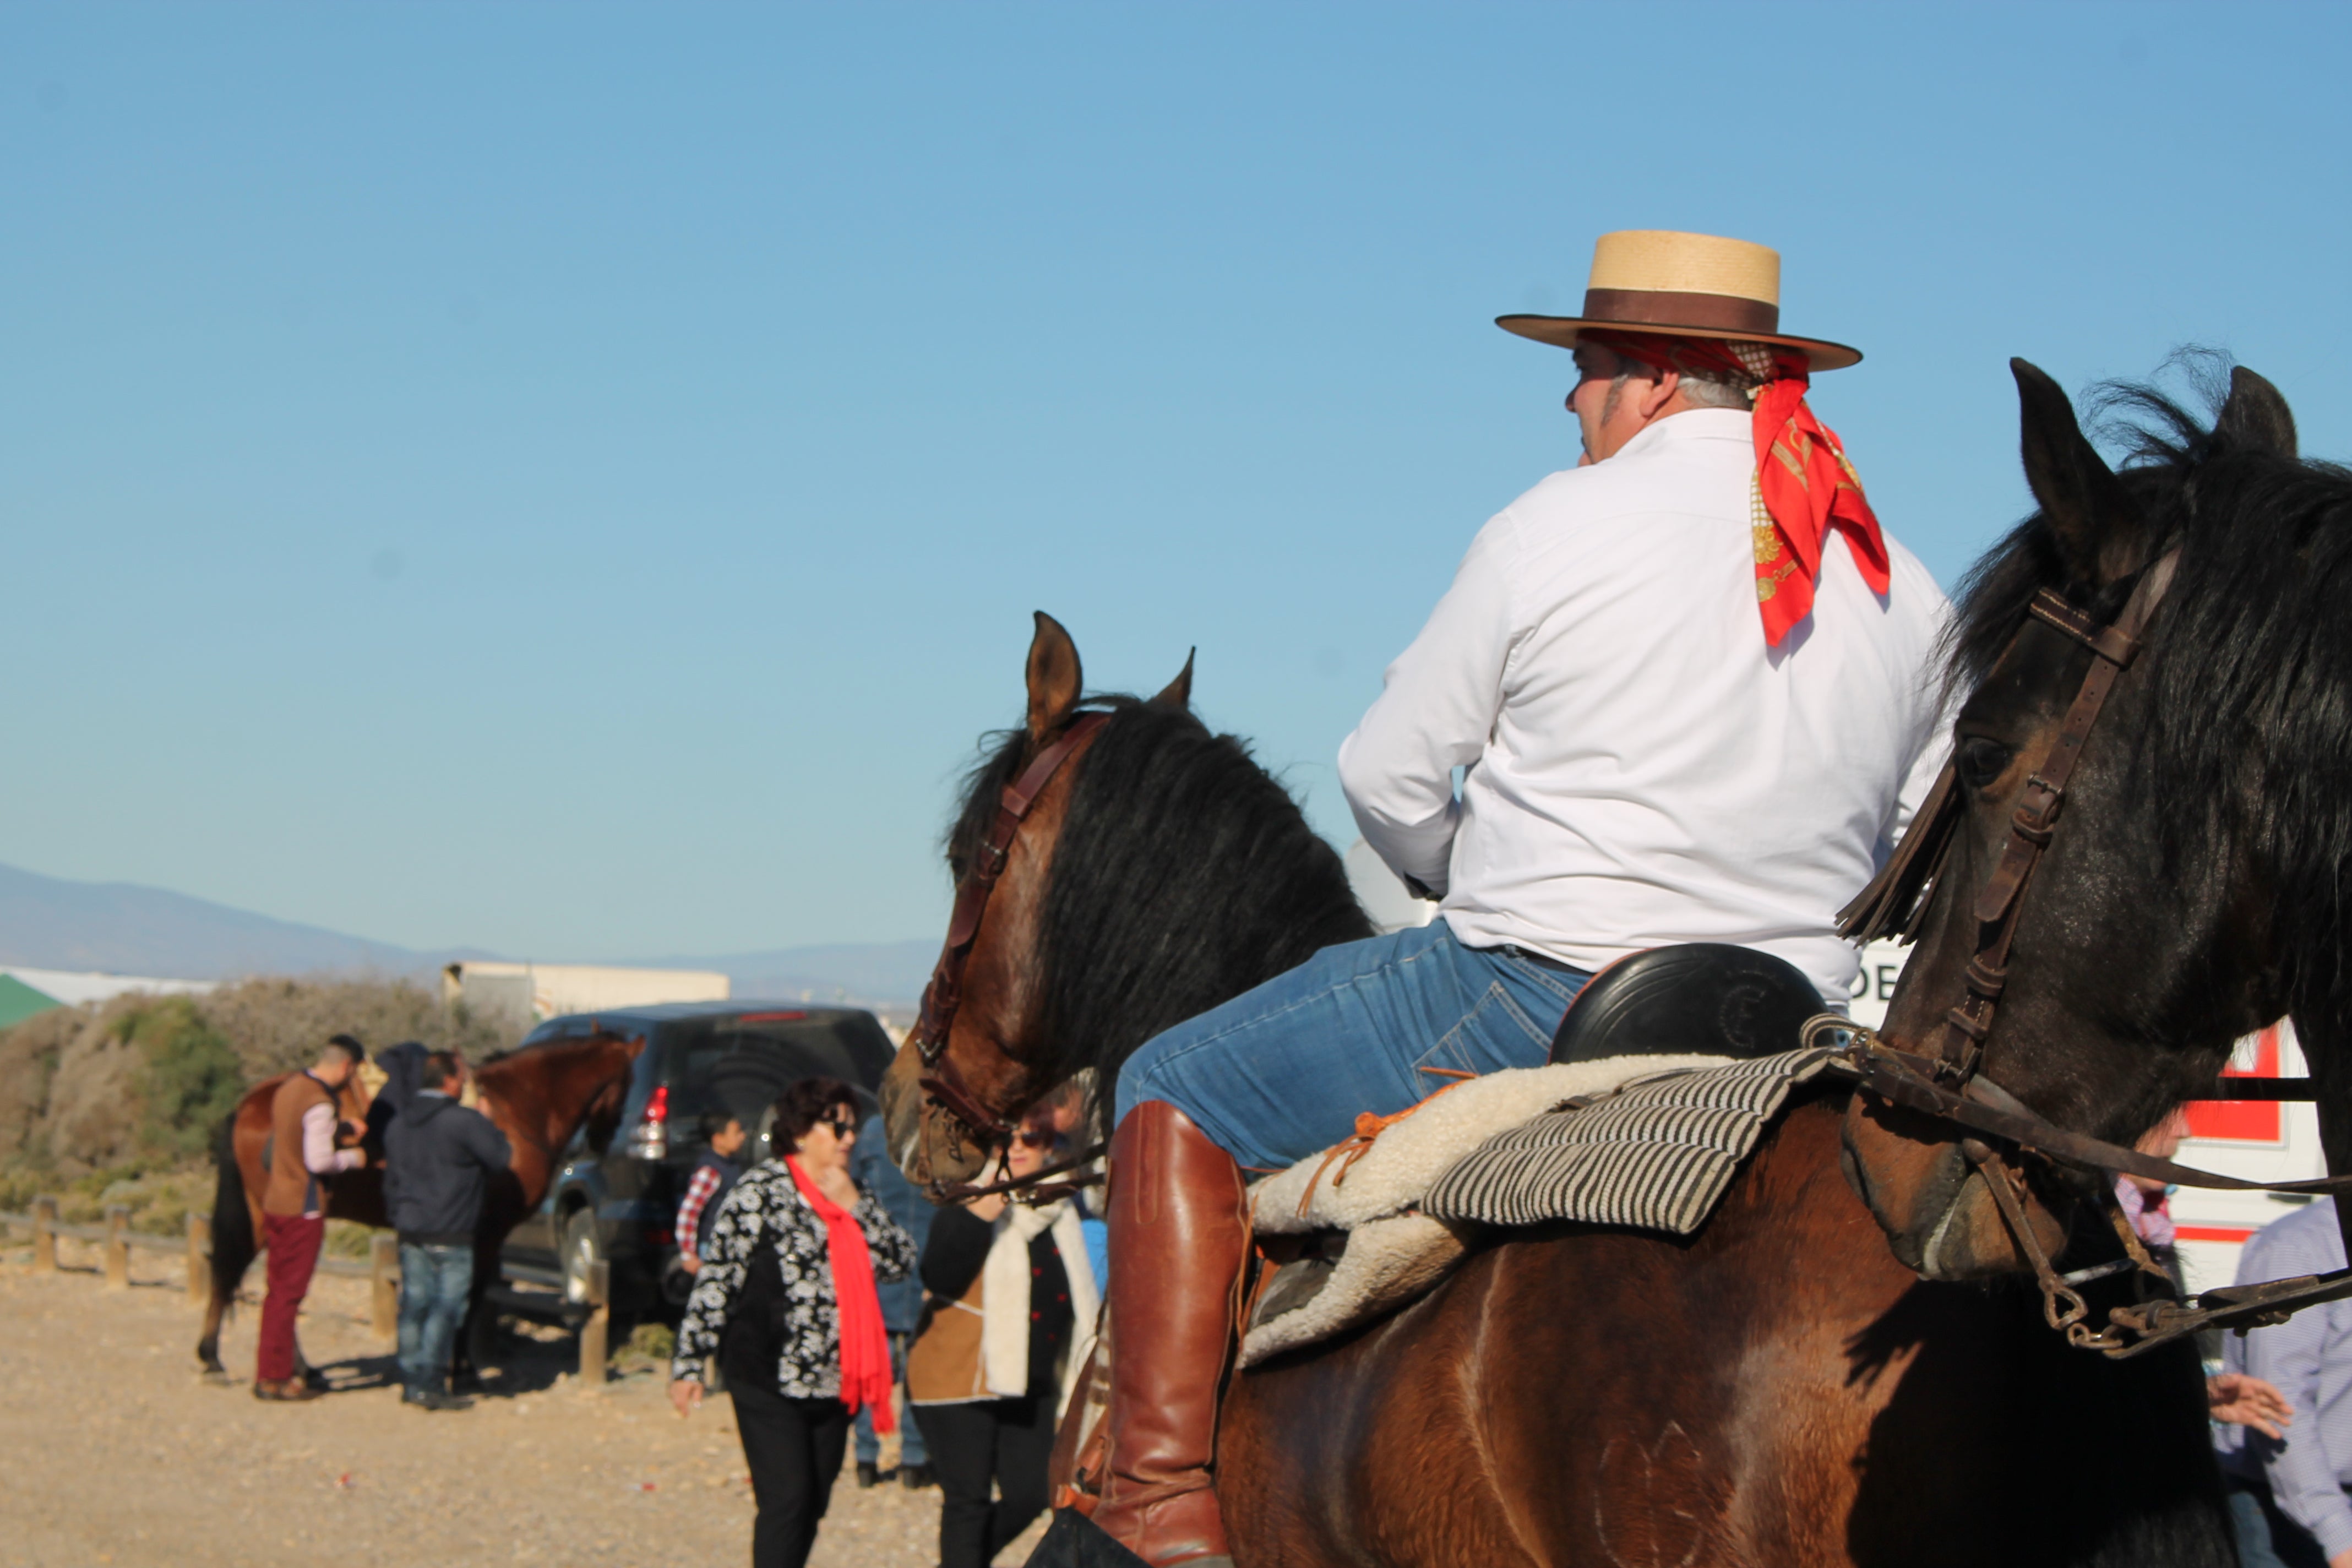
877;360;2344;1565
197;1031;641;1382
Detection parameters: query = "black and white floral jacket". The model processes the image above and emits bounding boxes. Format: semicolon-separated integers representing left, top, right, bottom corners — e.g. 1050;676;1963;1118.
671;1158;918;1398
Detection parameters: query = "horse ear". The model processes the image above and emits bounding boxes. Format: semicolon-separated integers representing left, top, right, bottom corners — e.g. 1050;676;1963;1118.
1026;611;1084;743
2217;365;2298;458
2012;358;2144;585
1149;649;1195;711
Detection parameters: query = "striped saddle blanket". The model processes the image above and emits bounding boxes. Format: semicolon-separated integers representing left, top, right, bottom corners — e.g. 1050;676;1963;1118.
1240;1045;1852;1366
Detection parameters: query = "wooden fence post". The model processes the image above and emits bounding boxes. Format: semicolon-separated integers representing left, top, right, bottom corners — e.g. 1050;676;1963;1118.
579;1260;610;1387
371;1233;400;1340
31;1196;57;1273
103;1206;129;1289
187;1212;211;1306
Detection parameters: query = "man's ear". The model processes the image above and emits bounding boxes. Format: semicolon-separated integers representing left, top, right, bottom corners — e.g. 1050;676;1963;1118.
1641;368;1682;422
1026;611;1084;743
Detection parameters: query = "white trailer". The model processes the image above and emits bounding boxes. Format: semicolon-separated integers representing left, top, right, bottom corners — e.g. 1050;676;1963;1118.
441;961;730;1031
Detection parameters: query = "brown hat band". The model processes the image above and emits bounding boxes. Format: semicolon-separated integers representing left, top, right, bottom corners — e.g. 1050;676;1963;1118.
1581;287;1780;336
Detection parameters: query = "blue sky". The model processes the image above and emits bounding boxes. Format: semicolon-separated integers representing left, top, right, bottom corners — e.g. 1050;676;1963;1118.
3;3;2348;960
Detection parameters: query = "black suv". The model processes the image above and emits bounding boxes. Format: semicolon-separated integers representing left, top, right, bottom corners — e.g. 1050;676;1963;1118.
496;1001;896;1318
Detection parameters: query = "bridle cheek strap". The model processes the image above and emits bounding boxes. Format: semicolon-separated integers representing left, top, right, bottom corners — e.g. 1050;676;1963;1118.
1930;553;2177;1079
907;711;1110;1144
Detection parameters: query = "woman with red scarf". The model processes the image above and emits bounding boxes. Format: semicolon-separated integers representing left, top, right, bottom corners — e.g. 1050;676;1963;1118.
671;1077;917;1568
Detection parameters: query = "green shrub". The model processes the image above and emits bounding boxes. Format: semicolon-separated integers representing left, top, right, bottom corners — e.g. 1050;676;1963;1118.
45;1167;210;1233
0;1168;41;1212
0;974;526;1179
124;998;245;1161
324;1218;375;1259
198;976;518;1082
620;1321;676;1369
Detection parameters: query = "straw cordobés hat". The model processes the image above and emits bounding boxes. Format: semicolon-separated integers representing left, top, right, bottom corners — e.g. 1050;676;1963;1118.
1497;230;1859;372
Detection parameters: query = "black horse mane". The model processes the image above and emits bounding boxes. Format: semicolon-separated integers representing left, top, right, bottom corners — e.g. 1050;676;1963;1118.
1950;353;2352;1026
948;696;1373;1111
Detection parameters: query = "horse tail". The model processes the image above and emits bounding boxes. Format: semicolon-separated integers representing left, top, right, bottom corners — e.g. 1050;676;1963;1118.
196;1109;258;1375
208;1110;257;1297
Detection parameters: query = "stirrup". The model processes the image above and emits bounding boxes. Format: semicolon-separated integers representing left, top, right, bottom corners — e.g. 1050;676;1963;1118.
1024;1509;1233;1568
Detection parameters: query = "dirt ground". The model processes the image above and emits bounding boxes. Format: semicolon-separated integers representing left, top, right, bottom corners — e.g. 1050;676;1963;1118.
0;1233;1051;1568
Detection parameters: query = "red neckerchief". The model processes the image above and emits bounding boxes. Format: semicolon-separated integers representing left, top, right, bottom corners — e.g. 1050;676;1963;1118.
1585;330;1891;645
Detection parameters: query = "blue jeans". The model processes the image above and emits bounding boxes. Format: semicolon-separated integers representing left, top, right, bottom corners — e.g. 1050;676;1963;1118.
853;1331;924;1467
2227;1474;2332;1568
1114;921;1588;1172
396;1242;475;1396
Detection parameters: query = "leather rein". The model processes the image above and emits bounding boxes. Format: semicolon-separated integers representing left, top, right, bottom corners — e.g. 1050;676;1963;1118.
1837;549;2352;1356
907;710;1112;1201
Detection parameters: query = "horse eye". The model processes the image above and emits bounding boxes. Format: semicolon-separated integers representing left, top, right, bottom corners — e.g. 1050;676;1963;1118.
1956;736;2014;792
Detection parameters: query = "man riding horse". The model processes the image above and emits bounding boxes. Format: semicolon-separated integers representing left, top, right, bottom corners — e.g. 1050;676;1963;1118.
1078;230;1953;1568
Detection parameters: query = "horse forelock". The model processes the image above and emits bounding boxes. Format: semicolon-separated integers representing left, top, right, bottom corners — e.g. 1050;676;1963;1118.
1953;355;2352;1031
945;721;1036;885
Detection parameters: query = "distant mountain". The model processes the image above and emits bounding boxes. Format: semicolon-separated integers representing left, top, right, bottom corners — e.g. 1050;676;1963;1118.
0;861;932;1006
0;861;483;980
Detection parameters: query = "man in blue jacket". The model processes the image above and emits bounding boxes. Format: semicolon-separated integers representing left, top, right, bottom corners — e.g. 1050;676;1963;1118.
383;1050;511;1411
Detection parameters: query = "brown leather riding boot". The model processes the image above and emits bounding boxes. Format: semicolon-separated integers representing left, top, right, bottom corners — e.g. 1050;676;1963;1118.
1089;1101;1249;1568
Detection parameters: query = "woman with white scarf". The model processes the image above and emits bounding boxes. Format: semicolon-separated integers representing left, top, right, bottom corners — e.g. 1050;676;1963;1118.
908;1109;1101;1568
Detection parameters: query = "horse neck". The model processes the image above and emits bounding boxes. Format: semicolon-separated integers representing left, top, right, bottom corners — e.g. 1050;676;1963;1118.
482;1038;628;1152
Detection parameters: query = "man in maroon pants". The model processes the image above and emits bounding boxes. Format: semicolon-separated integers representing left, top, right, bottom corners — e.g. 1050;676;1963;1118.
253;1034;368;1401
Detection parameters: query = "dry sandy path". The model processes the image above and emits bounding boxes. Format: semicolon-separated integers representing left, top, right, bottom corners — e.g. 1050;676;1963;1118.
0;1235;1048;1568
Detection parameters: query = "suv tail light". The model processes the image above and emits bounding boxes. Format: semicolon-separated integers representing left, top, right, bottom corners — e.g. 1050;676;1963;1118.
627;1084;669;1161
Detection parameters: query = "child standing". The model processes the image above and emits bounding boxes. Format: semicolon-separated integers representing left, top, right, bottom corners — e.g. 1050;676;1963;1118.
675;1111;748;1274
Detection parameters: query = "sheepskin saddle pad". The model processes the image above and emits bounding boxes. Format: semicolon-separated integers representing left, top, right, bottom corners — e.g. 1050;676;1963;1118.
1239;1045;1852;1367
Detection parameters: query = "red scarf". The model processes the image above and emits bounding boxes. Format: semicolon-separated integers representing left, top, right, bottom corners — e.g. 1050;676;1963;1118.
1585;330;1891;645
786;1156;895;1431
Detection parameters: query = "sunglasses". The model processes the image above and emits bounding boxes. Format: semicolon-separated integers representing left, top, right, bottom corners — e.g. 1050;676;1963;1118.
821;1115;857;1136
1012;1127;1057;1150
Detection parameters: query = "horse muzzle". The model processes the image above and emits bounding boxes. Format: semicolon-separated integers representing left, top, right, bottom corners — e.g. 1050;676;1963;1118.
879;1038;997;1189
1840;1090;2072;1282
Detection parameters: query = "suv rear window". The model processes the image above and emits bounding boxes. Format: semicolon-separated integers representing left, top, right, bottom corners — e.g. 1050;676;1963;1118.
667;1011;895;1126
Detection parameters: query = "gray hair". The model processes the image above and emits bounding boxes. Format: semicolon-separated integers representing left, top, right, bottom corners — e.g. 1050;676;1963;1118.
1599;335;1774;411
1674;371;1756;411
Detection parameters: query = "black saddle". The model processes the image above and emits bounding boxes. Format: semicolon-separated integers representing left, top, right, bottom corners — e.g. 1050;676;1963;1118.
1549;943;1823;1065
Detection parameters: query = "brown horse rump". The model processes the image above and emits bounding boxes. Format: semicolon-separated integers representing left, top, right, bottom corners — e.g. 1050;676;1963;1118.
1241;1047;1848;1364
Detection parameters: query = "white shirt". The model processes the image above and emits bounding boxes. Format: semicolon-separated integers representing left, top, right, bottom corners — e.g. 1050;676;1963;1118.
1337;409;1951;1005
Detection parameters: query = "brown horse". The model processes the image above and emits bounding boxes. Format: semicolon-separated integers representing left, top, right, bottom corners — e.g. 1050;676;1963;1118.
880;361;2342;1565
197;1031;642;1381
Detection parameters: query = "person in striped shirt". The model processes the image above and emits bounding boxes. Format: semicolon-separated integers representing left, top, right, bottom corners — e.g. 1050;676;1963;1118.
676;1112;749;1275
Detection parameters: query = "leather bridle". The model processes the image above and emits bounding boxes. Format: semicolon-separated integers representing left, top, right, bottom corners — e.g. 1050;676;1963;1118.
1837;549;2352;1355
1841;551;2181;1064
907;710;1111;1174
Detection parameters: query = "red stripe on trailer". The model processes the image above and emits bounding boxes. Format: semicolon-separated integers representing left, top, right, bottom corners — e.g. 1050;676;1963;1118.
2185;1024;2284;1142
2176;1224;2258;1244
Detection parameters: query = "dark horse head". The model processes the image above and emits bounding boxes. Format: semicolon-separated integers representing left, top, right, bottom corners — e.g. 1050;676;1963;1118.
1845;356;2352;1280
879;613;1372;1185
